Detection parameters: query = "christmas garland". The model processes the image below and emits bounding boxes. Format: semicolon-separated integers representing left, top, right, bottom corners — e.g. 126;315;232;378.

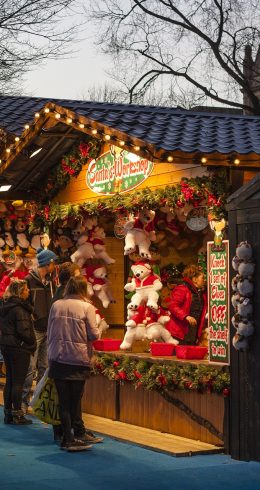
45;172;229;224
93;354;230;396
93;354;230;439
33;138;102;201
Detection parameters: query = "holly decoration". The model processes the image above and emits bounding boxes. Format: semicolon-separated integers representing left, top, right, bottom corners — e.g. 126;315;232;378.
33;137;102;201
36;172;229;226
92;354;230;395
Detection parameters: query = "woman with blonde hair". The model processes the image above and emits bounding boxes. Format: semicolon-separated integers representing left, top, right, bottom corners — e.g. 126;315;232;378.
47;276;101;452
0;279;36;424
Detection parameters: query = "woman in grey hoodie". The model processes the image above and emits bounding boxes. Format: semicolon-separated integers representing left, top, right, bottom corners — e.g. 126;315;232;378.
47;276;101;452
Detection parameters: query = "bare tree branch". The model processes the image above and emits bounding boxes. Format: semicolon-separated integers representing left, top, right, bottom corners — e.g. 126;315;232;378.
87;0;260;114
0;0;81;94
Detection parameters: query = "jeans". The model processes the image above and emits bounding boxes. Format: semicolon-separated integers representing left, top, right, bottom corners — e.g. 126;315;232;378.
22;330;48;405
1;347;30;411
54;379;86;443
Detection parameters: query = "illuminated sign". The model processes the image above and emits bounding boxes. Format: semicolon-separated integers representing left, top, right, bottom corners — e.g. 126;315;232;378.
86;146;154;195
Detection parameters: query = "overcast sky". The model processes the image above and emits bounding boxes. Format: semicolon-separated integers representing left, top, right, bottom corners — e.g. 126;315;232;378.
24;6;111;100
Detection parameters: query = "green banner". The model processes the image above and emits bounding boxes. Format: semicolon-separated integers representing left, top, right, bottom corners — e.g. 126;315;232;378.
86;146;154;195
207;240;230;364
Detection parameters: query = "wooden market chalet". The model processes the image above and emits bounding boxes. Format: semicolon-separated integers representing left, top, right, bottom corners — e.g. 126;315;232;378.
0;95;259;461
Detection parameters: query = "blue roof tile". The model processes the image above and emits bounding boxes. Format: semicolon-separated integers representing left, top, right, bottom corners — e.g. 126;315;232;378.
0;95;259;155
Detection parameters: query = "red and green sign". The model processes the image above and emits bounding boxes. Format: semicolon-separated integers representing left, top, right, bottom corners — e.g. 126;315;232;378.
86;146;154;195
207;240;230;365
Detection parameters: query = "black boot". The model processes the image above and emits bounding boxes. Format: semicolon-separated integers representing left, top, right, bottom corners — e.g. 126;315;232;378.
4;409;13;424
11;410;32;425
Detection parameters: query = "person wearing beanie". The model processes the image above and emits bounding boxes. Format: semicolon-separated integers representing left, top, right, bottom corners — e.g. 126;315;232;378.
22;247;58;411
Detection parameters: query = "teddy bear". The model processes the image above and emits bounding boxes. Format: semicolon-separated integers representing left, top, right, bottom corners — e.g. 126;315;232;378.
54;229;74;259
87;226;115;265
232;334;248;351
237;277;254;297
71;221;86;242
238;261;255;278
124;208;156;259
236;241;253;262
237;319;254;337
142;306;177;344
95;309;109;333
125;261;162;310
30;225;42;250
70;233;95;267
237;297;253;318
120;304;176;350
15;218;30;250
85;264;115;308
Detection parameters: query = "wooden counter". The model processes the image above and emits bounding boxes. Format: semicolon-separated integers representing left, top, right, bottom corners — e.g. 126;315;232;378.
82;352;226;447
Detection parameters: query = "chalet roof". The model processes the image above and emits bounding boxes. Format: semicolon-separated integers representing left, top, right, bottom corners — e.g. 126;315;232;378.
0;95;259;155
0;95;259;198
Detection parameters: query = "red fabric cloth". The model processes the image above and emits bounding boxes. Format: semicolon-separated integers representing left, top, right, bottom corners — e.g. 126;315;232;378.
0;268;28;297
133;274;160;289
165;277;207;341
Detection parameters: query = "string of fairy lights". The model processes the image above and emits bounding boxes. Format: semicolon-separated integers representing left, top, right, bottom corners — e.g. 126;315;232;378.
0;103;243;167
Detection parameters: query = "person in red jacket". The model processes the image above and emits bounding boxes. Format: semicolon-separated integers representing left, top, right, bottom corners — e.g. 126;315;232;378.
166;264;207;345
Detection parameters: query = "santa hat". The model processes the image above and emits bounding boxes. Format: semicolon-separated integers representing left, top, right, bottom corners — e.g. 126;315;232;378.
132;261;151;270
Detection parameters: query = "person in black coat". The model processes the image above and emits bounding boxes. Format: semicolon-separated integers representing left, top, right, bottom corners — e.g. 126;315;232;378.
0;279;36;425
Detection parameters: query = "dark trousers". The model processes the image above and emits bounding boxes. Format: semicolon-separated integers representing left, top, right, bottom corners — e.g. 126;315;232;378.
1;347;30;411
53;401;85;439
54;379;85;443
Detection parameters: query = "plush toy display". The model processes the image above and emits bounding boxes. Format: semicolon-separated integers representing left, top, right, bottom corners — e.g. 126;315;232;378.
120;304;176;350
125;261;162;310
96;309;109;333
15;218;30;250
124;208;156;259
70;234;95;267
87;225;115;264
157;206;180;236
231;241;255;351
85;264;115;308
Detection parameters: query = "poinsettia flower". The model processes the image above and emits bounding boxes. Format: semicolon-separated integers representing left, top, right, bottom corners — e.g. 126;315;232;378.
79;143;90;157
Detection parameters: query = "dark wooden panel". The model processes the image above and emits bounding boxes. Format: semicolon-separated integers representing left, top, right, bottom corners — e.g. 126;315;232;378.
237;209;260;224
119;383;224;445
82;375;117;419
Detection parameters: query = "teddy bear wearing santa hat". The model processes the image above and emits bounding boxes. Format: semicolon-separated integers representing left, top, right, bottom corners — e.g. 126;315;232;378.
125;261;162;311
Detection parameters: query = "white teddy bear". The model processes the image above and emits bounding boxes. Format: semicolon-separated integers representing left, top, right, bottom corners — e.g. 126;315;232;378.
236;241;253;261
124;208;156;259
125;261;162;310
82;216;115;264
85;264;115;308
70;233;95;267
120;304;176;350
237;319;254;337
95;309;109;333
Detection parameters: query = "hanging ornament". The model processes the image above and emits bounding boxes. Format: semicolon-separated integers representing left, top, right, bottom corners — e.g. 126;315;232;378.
114;215;129;239
186;207;208;231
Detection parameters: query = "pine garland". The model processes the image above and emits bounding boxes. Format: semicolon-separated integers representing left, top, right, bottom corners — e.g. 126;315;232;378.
92;354;230;396
92;354;229;440
33;138;102;201
45;172;229;224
